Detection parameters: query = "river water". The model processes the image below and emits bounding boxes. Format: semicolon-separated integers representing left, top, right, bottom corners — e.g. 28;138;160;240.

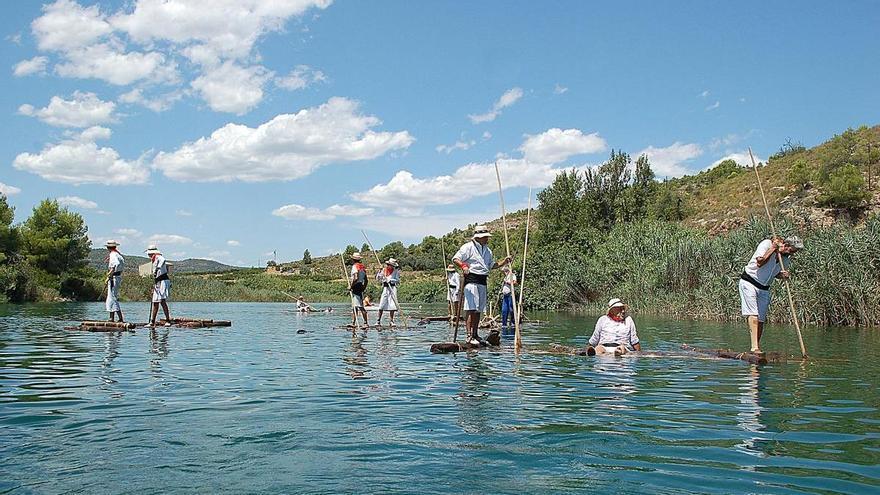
1;302;878;494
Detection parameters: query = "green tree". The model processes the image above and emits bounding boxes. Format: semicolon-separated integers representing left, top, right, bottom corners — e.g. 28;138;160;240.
819;164;870;209
20;199;90;276
343;244;358;259
583;150;631;228
789;158;813;191
536;169;587;245
302;249;312;264
649;184;686;221
622;154;656;222
361;242;370;254
0;195;18;263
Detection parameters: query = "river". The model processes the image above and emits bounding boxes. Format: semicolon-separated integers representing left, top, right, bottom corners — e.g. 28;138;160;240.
1;302;878;494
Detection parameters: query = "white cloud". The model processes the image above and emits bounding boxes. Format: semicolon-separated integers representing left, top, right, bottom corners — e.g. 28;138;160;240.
19;91;116;128
482;131;492;141
149;234;193;245
57;195;98;209
0;182;22;196
705;101;720;111
110;0;332;62
115;228;142;237
712;151;764;168
13;56;48;77
699;90;710;98
352;158;565;210
153;97;414;182
436;140;476;154
74;126;113;142
119;88;185;112
175;209;193;216
13;139;149;186
520;128;607;163
32;0;112;52
191;61;273;114
272;203;374;221
57;42;176;86
227;240;240;247
275;64;326;90
636;142;703;178
553;83;568;95
468;87;523;124
361;213;480;241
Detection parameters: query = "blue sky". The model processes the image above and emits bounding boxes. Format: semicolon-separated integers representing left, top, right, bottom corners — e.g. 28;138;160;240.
1;1;878;266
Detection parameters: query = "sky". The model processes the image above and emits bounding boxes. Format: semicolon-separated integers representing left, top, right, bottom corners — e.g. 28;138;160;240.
1;0;878;267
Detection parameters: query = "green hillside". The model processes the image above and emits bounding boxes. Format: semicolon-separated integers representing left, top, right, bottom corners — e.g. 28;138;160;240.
87;249;242;274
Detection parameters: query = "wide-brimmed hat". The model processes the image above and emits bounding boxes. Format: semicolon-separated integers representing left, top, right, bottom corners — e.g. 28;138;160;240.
607;298;625;309
350;252;362;261
445;264;456;272
144;245;161;255
784;235;804;250
386;258;399;267
105;240;119;248
473;225;492;238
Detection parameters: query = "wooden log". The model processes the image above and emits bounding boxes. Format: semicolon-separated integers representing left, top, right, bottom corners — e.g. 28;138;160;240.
680;344;785;365
78;321;136;329
430;331;501;353
547;343;596;356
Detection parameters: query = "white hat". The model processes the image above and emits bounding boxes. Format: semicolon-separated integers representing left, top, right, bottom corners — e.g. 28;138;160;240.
473;225;492;238
784;235;804;250
385;258;399;267
105;240;120;247
144;245;161;255
607;298;625;309
351;252;362;261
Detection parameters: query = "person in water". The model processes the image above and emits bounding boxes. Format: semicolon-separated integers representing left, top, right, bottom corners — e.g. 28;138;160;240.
295;296;314;312
588;298;641;355
738;235;804;355
499;265;517;331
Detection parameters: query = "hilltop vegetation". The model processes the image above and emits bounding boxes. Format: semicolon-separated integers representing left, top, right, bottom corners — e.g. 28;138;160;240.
86;249;240;274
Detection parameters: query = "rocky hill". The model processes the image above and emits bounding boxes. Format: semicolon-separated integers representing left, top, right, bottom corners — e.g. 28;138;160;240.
88;249;241;274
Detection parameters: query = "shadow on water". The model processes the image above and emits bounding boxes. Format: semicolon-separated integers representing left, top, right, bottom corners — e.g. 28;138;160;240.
0;302;878;494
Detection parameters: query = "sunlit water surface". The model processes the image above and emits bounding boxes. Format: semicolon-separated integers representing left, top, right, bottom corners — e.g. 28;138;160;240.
1;302;878;494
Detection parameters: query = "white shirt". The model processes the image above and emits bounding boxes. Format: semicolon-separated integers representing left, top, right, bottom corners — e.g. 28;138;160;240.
589;315;640;347
447;272;460;287
153;255;168;278
501;271;517;295
377;267;400;284
108;251;124;273
453;240;494;275
744;239;790;286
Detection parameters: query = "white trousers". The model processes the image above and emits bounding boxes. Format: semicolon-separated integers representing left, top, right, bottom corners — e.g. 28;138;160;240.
379;285;398;310
105;276;121;312
463;283;487;313
152;280;171;302
739;279;770;322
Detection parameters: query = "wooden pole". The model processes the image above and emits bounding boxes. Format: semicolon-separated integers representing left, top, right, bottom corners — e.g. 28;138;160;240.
517;188;533;318
441;241;451;322
361;230;410;328
748;147;808;358
339;254;360;330
494;160;522;350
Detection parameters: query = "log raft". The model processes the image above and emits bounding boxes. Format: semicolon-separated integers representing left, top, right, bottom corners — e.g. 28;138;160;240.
159;318;232;328
430;331;502;353
680;344;785;365
65;317;232;331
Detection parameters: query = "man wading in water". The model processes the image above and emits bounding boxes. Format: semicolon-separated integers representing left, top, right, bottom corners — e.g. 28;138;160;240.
738;235;804;355
453;225;511;346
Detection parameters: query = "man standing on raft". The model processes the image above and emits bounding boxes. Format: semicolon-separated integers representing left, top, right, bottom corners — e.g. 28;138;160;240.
145;245;172;327
105;240;125;322
376;258;400;327
349;252;370;327
445;264;460;322
739;235;804;355
453;225;511;346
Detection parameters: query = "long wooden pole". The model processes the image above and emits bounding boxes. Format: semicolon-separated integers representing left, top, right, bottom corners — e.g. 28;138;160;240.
517;188;533;318
339;254;360;330
441;241;450;321
748;147;808;358
361;230;409;328
494;161;522;350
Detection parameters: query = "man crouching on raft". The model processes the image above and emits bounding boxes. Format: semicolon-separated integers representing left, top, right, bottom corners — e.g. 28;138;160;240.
739;235;804;355
588;298;641;355
453;225;511;346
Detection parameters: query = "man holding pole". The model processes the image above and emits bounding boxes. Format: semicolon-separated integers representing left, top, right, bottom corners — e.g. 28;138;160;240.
145;245;172;327
445;264;460;321
453;225;511;346
105;240;125;322
739;235;804;354
349;252;370;327
376;258;400;326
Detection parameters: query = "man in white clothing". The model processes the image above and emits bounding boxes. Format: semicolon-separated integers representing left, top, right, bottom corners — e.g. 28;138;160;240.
588;298;641;355
145;245;172;327
453;225;511;345
105;240;125;322
376;258;400;326
445;264;460;321
739;235;804;354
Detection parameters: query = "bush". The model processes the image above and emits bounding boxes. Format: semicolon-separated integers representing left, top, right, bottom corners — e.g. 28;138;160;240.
819;164;870;208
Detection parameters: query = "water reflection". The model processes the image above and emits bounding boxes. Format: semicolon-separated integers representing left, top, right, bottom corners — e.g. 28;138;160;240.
736;366;767;460
456;354;495;434
343;329;369;380
149;327;169;366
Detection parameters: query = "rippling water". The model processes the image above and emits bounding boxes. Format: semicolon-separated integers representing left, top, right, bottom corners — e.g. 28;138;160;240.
1;302;878;494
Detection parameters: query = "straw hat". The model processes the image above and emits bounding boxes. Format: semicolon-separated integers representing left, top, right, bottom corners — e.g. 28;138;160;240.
144;245;161;255
445;264;456;272
350;252;362;261
105;240;120;248
607;298;625;309
386;258;399;267
473;225;492;238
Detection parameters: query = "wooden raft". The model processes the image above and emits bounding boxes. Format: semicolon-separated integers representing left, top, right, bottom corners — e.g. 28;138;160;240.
430;331;502;353
65;320;137;332
159;318;232;328
680;344;785;365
